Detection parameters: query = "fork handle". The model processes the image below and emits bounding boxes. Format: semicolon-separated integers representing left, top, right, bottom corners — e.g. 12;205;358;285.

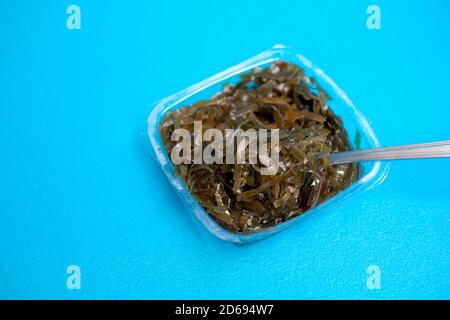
329;140;450;165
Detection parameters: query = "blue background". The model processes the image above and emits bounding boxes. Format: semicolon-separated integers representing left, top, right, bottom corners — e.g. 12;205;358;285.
1;0;449;299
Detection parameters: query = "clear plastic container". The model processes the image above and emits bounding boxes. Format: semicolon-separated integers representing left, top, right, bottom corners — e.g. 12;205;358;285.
147;44;389;244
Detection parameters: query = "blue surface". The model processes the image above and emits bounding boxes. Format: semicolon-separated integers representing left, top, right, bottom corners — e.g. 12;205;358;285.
1;0;449;299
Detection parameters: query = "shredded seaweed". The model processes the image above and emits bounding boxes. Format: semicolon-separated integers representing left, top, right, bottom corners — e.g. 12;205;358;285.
159;61;360;234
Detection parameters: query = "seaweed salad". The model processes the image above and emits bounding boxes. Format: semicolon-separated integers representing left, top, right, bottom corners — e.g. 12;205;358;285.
159;61;360;234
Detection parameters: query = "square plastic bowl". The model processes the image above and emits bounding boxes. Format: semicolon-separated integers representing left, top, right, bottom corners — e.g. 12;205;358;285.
147;45;389;244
